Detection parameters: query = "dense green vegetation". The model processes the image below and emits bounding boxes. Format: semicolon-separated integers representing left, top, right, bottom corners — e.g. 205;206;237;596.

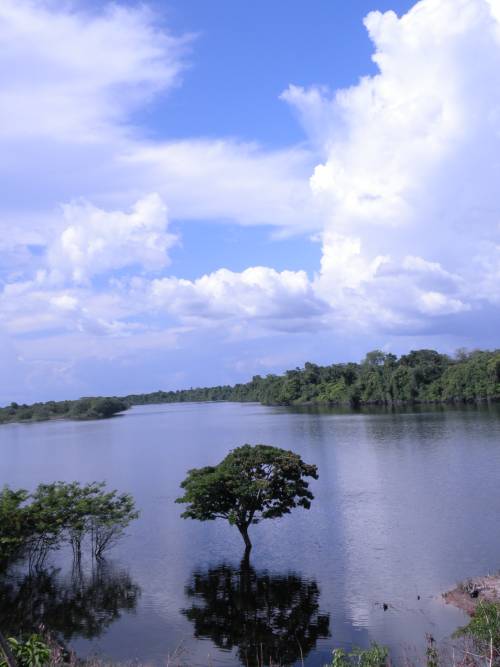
0;633;51;667
4;348;500;425
0;397;128;425
0;482;138;569
176;444;318;551
0;633;50;667
453;601;500;666
126;348;500;408
329;643;389;667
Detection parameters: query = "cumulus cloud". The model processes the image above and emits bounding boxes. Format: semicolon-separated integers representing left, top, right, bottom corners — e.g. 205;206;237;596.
284;0;500;330
147;267;327;330
46;194;176;283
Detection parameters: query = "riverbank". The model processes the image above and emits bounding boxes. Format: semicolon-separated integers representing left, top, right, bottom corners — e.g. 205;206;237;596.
124;348;500;409
444;574;500;615
4;347;500;422
0;397;128;425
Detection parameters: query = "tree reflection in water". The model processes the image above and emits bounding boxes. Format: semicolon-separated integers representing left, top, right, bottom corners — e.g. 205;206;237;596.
182;560;330;666
0;562;140;641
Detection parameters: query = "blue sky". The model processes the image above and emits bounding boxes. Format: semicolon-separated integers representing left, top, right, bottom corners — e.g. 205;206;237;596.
136;1;415;145
1;0;500;403
143;0;415;281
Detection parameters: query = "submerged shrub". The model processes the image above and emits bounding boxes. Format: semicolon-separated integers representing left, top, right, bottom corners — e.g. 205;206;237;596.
0;482;138;569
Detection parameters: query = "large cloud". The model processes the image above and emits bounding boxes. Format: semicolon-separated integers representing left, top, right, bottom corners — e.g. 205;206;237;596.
285;0;500;330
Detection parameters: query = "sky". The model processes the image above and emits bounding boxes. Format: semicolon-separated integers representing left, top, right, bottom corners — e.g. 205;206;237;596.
2;0;500;403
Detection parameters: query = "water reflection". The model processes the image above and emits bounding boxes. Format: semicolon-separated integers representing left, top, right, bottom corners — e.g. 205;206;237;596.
182;560;330;666
0;562;140;641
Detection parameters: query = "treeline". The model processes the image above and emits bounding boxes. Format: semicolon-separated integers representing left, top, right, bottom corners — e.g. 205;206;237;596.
4;349;500;423
0;397;128;425
125;348;500;408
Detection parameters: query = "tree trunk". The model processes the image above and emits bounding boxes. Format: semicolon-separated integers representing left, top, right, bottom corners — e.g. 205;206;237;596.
237;523;252;551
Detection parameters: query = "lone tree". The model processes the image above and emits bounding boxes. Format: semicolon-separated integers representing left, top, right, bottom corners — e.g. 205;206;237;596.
176;444;318;552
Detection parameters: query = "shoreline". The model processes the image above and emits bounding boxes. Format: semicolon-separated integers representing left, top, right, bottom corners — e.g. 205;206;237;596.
444;574;500;615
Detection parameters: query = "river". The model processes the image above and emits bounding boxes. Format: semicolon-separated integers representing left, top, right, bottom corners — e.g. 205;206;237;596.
2;402;500;665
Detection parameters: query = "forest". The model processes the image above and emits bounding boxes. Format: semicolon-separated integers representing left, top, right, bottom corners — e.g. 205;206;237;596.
3;349;500;424
125;348;500;408
0;397;128;425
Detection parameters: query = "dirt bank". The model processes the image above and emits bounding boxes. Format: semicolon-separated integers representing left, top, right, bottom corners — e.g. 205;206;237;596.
444;575;500;615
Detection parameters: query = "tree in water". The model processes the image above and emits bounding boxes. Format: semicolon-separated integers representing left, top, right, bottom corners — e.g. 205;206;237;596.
0;482;138;570
176;444;318;554
182;560;330;667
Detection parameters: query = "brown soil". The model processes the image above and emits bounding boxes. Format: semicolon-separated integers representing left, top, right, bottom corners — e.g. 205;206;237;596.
444;575;500;615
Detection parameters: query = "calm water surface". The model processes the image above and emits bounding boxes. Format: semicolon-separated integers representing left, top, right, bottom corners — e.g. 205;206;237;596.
1;402;500;666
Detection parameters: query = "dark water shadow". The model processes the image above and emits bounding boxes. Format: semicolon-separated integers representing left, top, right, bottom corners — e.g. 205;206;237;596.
182;559;330;666
0;561;140;642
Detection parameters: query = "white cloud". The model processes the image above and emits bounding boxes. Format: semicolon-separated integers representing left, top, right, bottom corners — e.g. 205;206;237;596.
50;294;78;311
417;291;470;316
46;194;176;283
148;267;327;330
0;0;188;141
0;280;128;337
284;0;500;329
122;140;318;229
0;0;317;248
0;264;328;353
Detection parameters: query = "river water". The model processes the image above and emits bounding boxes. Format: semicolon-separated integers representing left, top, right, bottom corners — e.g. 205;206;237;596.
1;402;500;666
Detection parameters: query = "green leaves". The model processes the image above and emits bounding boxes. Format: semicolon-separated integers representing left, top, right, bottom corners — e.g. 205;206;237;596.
123;347;500;408
0;487;31;566
176;444;318;549
454;601;500;645
0;635;50;667
0;396;128;425
328;644;389;667
0;482;138;568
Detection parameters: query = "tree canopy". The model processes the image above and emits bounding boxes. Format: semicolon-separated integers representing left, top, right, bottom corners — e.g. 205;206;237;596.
5;348;500;424
124;348;500;408
0;482;138;570
176;444;318;551
0;397;128;425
